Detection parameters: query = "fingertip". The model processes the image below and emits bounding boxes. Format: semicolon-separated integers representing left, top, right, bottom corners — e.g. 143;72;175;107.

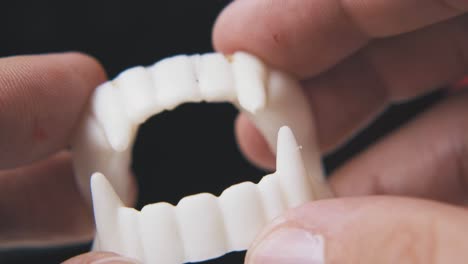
66;51;107;78
212;0;298;74
213;0;367;79
247;197;468;264
52;51;108;95
235;113;275;171
245;198;346;264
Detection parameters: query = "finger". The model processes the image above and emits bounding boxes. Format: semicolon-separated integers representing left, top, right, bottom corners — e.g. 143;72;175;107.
0;52;106;169
235;114;275;170
246;196;468;264
63;251;140;264
234;16;468;168
213;0;467;78
0;151;94;247
330;90;468;203
304;15;468;151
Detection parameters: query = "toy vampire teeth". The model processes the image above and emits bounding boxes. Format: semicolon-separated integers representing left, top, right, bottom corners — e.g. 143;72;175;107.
71;52;333;263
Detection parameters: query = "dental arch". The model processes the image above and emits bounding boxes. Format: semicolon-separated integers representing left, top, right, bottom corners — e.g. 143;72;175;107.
71;52;332;263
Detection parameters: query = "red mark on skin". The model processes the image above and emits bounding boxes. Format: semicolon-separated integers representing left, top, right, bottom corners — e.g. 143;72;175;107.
450;77;468;93
33;118;47;142
273;33;280;45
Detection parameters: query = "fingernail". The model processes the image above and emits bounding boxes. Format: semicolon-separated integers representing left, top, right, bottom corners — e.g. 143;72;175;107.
91;256;141;264
248;227;325;264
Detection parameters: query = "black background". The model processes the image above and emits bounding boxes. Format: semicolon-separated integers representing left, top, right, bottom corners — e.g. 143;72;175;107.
0;1;444;263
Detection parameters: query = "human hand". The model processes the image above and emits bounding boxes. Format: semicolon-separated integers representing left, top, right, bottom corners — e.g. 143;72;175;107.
0;53;106;248
0;52;145;263
214;0;468;263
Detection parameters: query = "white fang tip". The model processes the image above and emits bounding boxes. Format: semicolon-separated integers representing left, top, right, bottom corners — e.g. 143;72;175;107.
91;172;124;208
110;137;131;153
276;126;314;206
276;126;303;173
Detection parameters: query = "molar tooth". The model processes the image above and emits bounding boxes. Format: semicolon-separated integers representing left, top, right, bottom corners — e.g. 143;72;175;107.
91;173;124;253
276;126;314;207
231;52;267;113
92;82;134;152
113;66;160;125
139;202;184;264
176;193;227;262
150;55;201;110
257;173;287;222
196;53;236;102
219;182;266;251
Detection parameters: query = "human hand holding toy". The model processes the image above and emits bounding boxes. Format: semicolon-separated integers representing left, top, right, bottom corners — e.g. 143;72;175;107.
1;0;468;263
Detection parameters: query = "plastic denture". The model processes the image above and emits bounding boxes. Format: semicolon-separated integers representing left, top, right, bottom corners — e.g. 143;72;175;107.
70;52;333;263
92;127;316;263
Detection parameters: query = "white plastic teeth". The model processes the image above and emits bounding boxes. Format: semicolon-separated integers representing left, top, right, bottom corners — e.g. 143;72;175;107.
91;52;267;152
91;127;315;263
72;52;332;207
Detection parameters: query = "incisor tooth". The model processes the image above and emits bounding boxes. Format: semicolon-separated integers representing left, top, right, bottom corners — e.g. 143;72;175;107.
219;182;266;251
196;53;236;102
257;173;286;221
276;126;314;207
231;52;267;113
150;55;201;110
176;193;227;262
118;207;144;259
139;203;184;264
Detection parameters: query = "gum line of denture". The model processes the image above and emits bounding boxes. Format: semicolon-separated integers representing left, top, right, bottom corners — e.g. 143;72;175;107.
92;52;267;152
92;127;315;263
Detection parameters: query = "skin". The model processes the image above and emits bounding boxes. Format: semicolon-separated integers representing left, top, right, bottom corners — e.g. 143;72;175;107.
213;0;468;263
0;53;103;247
1;0;468;262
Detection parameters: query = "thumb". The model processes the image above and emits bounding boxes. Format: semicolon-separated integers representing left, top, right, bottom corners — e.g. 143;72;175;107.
62;251;140;264
246;196;468;264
